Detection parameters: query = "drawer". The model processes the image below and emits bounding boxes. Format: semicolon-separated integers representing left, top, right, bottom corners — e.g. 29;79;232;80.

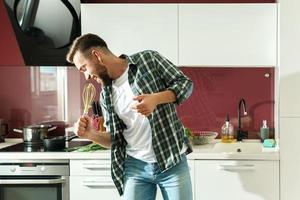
70;160;111;176
70;176;119;200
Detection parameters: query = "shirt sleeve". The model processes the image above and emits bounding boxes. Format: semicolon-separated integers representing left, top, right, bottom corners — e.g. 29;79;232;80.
152;51;193;105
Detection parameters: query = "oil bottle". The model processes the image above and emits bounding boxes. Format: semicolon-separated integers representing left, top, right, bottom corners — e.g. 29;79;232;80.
221;113;234;143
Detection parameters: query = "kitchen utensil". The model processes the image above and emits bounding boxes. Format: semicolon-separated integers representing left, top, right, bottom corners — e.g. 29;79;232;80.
0;119;8;143
43;134;78;151
95;100;102;116
37;121;69;136
191;131;218;145
82;83;96;115
13;125;57;145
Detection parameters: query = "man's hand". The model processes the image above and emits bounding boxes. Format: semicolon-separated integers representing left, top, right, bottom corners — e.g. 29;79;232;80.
74;116;94;138
132;94;158;117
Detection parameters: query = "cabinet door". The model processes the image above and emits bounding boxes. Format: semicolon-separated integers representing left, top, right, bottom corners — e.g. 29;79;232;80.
156;160;195;200
195;160;279;200
280;118;300;200
70;159;119;200
179;4;277;66
279;0;300;117
81;4;178;64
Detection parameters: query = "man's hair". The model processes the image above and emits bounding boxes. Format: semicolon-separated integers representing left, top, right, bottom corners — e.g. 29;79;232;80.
66;33;108;64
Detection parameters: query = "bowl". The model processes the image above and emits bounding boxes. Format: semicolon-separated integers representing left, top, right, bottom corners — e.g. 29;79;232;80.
190;131;218;145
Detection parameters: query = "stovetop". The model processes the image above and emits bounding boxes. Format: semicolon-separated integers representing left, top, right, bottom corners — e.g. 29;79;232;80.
0;140;93;152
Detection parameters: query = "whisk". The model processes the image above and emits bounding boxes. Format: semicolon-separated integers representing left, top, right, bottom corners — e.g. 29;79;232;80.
82;83;96;115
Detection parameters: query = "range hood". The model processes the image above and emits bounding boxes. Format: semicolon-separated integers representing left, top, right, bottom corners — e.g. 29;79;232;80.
4;0;81;66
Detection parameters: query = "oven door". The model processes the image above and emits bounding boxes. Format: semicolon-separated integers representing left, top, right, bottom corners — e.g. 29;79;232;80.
0;175;69;200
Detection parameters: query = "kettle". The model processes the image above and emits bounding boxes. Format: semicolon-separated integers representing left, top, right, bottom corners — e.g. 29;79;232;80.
0;119;8;143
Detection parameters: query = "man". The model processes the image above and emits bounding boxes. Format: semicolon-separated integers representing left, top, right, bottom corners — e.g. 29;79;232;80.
67;33;193;200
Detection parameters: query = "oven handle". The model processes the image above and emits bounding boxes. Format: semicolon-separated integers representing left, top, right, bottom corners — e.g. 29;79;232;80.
0;177;66;184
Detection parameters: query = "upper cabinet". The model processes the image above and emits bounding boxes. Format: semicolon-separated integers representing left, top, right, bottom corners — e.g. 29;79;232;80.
279;0;300;117
178;4;277;66
81;3;277;67
81;4;178;64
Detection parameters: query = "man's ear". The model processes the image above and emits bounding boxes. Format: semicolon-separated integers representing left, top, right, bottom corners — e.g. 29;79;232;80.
91;49;103;63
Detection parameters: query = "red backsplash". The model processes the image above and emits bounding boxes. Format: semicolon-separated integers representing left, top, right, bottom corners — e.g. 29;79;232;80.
178;67;274;139
0;66;274;139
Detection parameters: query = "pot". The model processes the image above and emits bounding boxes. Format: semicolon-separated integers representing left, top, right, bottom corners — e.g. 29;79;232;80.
43;134;78;151
13;125;57;145
37;121;69;136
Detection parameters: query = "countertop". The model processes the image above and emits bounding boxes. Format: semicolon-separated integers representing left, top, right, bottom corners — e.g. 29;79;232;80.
0;138;279;161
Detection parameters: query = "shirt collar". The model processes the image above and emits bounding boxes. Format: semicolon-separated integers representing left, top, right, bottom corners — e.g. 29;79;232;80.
119;54;136;67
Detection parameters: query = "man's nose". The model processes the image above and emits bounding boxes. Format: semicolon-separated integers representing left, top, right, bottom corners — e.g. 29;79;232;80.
84;72;91;80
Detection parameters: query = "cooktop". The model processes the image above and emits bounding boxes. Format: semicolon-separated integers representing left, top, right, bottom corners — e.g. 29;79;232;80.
0;140;93;152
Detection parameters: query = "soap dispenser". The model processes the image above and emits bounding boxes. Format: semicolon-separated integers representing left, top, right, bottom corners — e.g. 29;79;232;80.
260;120;269;142
221;114;234;143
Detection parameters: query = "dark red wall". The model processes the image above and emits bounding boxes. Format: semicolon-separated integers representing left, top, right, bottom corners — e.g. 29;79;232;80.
0;0;24;66
178;67;274;139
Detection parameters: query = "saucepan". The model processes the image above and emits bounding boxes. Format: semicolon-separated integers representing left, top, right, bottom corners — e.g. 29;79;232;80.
13;125;57;145
43;134;78;151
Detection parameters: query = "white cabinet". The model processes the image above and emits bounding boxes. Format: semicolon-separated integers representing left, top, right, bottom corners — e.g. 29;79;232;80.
280;118;300;200
70;159;119;200
81;4;178;64
194;160;279;200
279;0;300;117
156;160;195;200
178;4;277;66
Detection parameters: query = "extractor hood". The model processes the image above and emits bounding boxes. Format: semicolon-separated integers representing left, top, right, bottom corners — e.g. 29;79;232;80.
3;0;81;66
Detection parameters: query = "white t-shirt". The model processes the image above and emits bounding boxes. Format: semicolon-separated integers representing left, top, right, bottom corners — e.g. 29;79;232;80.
112;67;156;163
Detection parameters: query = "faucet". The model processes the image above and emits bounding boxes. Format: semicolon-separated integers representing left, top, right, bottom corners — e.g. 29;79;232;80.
237;98;248;142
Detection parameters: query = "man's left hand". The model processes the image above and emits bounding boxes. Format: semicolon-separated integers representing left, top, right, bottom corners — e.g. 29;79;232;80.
132;94;158;117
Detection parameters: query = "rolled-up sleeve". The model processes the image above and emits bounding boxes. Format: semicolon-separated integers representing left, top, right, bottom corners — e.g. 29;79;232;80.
153;51;193;105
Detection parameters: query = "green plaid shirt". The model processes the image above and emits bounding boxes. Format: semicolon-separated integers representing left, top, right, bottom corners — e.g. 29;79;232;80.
100;50;193;196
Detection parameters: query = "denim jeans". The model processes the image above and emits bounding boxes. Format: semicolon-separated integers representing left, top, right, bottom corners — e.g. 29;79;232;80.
123;154;193;200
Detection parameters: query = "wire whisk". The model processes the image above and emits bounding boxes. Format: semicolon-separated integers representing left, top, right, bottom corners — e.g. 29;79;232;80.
82;83;96;115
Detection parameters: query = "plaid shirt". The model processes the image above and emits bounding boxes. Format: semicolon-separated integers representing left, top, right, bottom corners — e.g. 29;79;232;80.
100;50;193;196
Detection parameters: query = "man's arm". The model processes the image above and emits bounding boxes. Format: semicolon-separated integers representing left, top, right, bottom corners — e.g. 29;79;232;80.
74;116;112;148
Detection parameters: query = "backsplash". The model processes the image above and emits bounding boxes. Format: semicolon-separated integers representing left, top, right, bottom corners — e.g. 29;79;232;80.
0;66;274;139
178;67;274;139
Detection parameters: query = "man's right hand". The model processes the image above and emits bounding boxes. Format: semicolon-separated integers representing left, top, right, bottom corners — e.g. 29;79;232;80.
74;116;93;138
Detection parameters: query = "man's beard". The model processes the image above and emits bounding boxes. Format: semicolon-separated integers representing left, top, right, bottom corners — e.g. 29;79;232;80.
99;73;112;86
94;63;112;86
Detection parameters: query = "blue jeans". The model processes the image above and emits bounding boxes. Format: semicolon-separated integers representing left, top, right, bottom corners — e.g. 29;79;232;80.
123;154;193;200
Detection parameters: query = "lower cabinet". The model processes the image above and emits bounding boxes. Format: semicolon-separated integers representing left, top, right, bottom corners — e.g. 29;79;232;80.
70;159;119;200
194;160;279;200
70;159;195;200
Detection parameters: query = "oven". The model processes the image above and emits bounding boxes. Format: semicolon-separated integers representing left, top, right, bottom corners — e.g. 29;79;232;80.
0;159;69;200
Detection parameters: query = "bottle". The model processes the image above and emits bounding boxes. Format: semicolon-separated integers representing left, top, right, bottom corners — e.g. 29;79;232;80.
260;120;269;142
221;114;234;143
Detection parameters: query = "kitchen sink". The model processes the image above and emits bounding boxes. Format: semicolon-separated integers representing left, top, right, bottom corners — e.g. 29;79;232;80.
212;141;263;154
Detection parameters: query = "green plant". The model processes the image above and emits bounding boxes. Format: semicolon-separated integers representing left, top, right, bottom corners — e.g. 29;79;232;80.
184;127;193;139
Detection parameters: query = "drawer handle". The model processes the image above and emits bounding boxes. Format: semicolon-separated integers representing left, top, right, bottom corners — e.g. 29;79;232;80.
82;180;115;187
82;163;110;169
218;164;255;171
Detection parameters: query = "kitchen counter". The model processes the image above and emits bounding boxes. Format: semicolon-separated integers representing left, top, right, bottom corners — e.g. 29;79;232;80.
0;138;279;161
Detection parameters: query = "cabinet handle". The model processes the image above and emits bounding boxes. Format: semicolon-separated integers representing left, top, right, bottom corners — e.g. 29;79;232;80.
82;180;115;187
82;162;110;169
218;164;255;171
